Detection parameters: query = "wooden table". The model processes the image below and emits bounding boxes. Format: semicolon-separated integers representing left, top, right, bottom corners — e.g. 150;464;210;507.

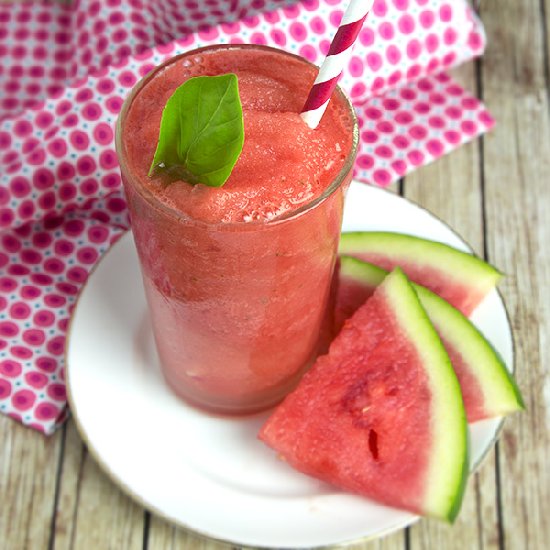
1;0;548;548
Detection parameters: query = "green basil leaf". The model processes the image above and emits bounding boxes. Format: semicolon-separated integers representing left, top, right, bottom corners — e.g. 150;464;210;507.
149;73;244;188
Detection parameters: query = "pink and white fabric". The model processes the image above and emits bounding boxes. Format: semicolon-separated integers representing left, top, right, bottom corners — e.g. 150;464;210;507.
0;0;494;434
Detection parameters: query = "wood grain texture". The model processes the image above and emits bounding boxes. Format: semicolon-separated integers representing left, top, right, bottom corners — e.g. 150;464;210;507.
51;420;144;550
346;531;406;550
147;516;236;550
482;1;550;549
0;415;62;550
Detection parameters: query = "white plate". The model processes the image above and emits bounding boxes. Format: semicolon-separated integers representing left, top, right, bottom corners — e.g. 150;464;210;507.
67;182;513;549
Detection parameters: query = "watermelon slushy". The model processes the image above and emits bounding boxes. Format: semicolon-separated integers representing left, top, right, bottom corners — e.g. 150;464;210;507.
116;45;357;413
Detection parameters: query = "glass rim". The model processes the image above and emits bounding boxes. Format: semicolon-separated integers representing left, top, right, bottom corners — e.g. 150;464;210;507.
115;43;359;230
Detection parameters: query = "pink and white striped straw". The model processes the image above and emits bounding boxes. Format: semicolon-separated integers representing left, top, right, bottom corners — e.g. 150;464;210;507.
301;0;375;129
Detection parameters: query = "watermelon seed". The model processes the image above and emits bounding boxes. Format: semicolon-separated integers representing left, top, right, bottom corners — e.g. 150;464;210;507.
368;429;379;460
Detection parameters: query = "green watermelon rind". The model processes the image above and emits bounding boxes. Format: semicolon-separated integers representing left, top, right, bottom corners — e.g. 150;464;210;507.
339;232;502;309
382;268;468;522
339;256;525;419
415;288;525;416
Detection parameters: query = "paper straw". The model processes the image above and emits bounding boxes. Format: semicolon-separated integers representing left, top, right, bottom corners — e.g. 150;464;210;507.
300;0;375;129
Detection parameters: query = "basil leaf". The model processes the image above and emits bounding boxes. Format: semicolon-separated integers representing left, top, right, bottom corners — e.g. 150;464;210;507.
149;73;244;188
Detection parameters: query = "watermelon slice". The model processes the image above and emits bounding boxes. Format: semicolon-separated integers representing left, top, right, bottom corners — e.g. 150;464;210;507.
260;269;468;521
336;256;524;423
339;232;502;316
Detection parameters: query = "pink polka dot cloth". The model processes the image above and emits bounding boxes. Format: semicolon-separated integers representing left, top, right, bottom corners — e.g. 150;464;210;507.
0;0;494;434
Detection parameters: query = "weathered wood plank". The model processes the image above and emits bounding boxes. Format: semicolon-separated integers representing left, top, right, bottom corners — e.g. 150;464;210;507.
482;0;550;549
52;419;144;550
474;448;501;550
147;516;235;550
0;415;61;550
346;531;406;550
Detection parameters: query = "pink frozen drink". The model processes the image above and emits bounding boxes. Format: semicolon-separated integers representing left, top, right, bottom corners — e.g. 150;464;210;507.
116;45;357;413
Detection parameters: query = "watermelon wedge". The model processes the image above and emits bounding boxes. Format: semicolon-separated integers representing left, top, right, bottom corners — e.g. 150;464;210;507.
336;256;524;423
260;269;468;521
339;232;502;316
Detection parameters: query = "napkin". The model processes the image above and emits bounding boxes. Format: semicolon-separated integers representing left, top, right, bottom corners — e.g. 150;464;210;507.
0;0;494;434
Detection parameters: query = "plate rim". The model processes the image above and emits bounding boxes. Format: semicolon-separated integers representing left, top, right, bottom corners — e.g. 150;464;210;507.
65;182;512;549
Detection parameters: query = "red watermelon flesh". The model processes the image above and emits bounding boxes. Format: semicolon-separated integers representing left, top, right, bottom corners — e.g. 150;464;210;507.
357;251;477;311
339;232;502;316
335;265;489;422
333;271;376;335
441;339;486;422
260;269;467;521
335;257;524;424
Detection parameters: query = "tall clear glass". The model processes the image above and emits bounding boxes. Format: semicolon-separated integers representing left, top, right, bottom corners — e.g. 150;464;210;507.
116;45;358;414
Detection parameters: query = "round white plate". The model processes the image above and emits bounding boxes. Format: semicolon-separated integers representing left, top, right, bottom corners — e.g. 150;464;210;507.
67;182;513;549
